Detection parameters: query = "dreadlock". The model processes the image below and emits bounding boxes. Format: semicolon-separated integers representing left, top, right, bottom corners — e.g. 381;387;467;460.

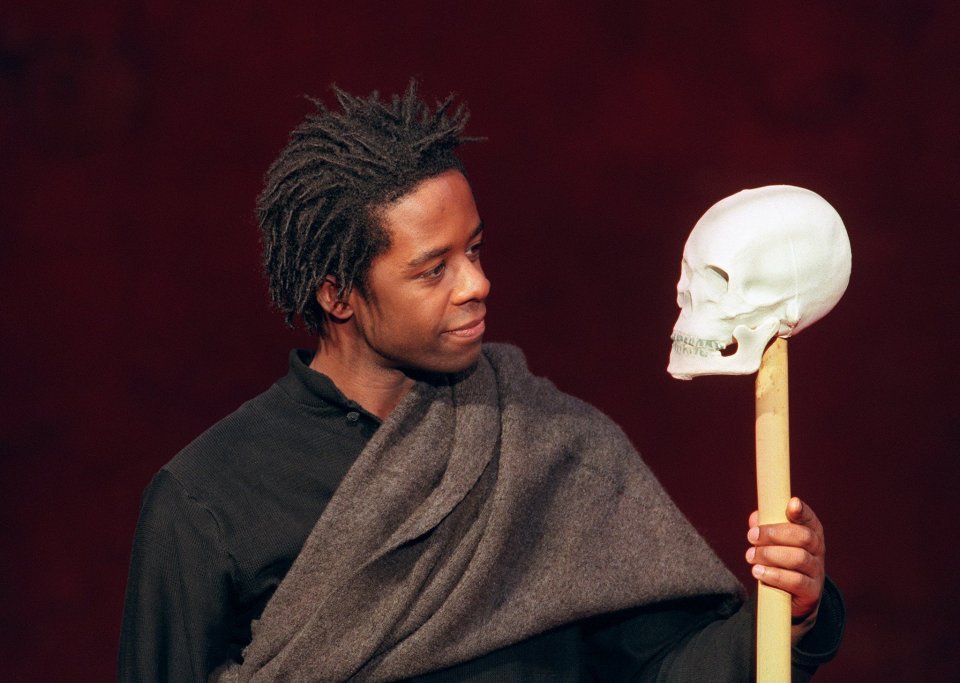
257;80;475;336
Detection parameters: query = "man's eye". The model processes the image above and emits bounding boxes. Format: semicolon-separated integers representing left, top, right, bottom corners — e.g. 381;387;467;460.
468;241;483;258
423;262;445;279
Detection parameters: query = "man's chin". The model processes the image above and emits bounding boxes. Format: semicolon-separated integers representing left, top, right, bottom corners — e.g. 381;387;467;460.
404;347;483;381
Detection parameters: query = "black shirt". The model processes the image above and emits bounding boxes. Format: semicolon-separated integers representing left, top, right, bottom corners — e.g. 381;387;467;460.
118;350;843;681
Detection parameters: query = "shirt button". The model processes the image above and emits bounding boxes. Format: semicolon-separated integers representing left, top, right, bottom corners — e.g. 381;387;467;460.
346;411;360;422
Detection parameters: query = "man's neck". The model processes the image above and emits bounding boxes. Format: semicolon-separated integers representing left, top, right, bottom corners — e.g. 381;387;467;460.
308;341;415;421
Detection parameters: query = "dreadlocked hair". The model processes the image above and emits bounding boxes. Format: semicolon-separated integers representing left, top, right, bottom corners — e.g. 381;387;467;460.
257;80;475;336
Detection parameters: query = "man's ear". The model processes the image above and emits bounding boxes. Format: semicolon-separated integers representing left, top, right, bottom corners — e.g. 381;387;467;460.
316;276;354;321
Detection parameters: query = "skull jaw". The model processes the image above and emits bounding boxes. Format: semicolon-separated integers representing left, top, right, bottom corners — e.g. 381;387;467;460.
667;317;781;379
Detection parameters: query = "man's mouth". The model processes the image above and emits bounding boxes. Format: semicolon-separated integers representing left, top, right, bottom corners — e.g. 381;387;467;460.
444;317;486;338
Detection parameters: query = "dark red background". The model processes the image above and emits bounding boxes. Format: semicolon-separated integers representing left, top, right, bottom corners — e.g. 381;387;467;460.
2;3;958;680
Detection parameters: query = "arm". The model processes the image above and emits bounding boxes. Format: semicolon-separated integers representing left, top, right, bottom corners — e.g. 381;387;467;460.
118;469;235;682
586;497;844;682
586;584;843;682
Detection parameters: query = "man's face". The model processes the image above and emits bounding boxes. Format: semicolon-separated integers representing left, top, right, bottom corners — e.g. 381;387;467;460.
347;170;490;375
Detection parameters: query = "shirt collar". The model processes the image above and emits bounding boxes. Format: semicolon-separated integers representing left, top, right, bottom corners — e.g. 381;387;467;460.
278;349;381;423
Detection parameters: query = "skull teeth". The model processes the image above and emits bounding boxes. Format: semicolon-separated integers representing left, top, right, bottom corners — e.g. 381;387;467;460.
670;333;728;356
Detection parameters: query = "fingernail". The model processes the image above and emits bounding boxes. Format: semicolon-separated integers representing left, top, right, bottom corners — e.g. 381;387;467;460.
752;565;765;578
746;547;755;562
747;527;760;543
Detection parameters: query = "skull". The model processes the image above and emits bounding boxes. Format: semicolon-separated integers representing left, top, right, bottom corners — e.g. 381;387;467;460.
668;185;851;379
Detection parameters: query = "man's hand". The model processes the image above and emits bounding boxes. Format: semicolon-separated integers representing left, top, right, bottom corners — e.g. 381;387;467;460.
745;497;825;645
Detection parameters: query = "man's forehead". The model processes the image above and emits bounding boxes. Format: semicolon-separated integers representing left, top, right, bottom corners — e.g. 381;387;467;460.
401;222;484;268
375;171;481;251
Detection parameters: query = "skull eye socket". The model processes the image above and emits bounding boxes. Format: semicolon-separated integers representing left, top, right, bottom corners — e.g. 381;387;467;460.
703;265;730;297
706;265;729;283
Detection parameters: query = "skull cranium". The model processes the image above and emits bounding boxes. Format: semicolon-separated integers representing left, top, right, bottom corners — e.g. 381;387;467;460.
667;185;851;379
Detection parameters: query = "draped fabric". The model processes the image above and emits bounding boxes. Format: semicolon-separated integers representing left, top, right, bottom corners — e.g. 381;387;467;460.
230;344;743;682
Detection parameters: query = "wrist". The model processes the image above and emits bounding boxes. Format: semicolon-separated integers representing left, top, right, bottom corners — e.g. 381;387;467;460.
790;604;820;647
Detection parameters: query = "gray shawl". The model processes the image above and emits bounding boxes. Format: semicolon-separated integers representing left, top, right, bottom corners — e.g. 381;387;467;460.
231;344;742;681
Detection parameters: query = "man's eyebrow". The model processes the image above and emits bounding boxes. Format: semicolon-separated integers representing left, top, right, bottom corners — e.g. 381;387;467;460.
406;221;484;269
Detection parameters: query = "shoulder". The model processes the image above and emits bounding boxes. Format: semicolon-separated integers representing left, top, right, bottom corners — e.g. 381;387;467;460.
133;381;301;554
135;467;223;539
161;381;297;503
480;342;634;460
481;342;618;423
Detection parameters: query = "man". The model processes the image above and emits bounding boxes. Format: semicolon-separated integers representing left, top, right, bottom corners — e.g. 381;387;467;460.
119;83;843;681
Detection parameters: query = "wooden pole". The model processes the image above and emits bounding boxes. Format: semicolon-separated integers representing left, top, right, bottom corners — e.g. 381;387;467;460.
755;337;791;683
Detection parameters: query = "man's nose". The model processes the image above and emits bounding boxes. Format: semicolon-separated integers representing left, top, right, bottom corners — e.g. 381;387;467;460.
452;259;490;304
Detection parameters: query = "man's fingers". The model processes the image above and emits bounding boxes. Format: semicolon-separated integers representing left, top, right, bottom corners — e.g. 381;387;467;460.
786;497;824;536
746;545;818;576
747;521;823;555
748;498;823;535
744;497;827;624
750;565;818;595
750;564;822;617
751;564;815;592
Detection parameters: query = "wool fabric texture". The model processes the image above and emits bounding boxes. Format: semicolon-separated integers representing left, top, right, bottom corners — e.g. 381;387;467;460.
230;344;743;682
